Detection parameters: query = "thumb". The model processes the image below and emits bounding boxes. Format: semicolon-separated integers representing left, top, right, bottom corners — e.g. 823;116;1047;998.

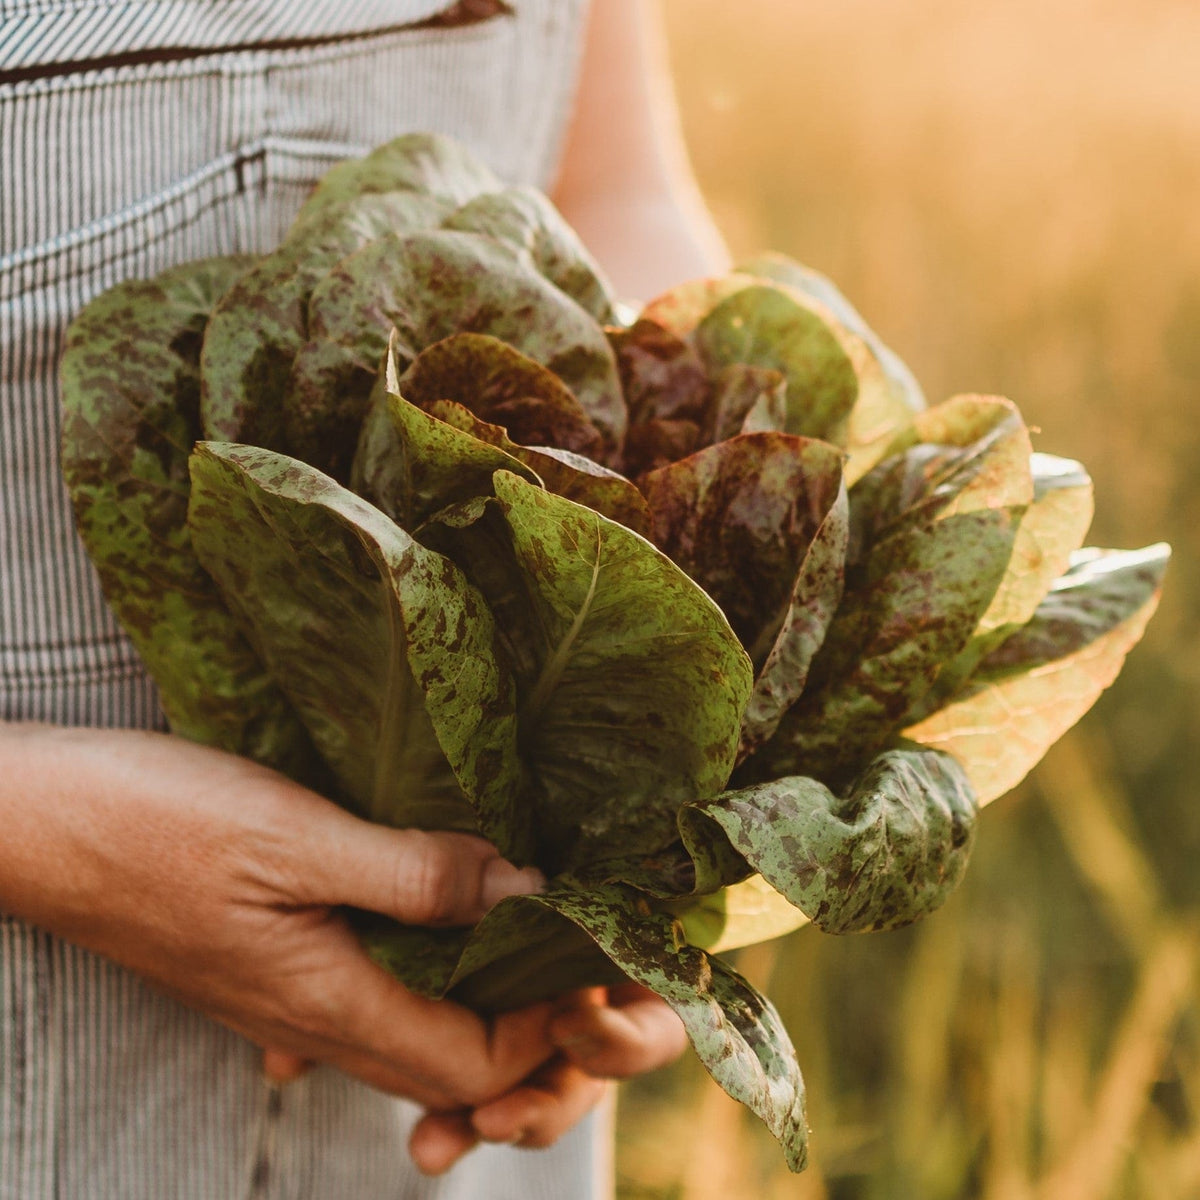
288;814;544;927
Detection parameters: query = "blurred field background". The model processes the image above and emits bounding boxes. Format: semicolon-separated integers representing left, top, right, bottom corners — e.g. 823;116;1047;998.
614;2;1200;1197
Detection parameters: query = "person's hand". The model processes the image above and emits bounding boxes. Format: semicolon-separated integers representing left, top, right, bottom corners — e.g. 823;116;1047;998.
408;983;690;1173
0;724;557;1116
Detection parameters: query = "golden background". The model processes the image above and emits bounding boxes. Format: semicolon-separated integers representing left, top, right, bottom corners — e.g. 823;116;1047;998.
614;3;1200;1196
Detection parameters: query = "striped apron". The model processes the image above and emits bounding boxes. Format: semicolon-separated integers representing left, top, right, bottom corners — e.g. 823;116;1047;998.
0;2;612;1195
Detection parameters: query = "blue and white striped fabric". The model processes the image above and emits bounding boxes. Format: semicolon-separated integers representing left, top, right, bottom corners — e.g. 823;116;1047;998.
0;2;612;1196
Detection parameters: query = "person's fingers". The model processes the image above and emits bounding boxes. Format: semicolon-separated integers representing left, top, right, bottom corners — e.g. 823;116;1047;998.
281;921;559;1105
261;1048;311;1084
408;1110;479;1175
549;984;688;1078
470;1058;609;1149
285;817;544;926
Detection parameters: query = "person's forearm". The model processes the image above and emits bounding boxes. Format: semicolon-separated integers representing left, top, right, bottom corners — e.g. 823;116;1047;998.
1;720;688;1171
0;722;126;927
552;0;729;299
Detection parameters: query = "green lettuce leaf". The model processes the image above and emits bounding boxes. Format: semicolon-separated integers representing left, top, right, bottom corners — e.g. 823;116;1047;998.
200;190;452;464
397;332;604;456
427;401;653;537
748;401;1030;782
60;256;320;779
905;544;1169;804
441;185;616;323
293;131;502;225
291;230;625;462
680;748;977;933
692;286;859;443
187;443;527;858
443;471;754;872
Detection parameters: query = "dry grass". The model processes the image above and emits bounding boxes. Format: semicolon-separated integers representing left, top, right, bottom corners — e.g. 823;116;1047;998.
614;3;1200;1196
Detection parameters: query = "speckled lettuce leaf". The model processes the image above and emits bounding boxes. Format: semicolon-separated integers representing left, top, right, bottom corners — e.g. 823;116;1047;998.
737;251;925;416
187;443;528;858
726;255;923;481
360;879;809;1168
905;544;1169;805
748;411;1028;782
441;185;616;323
622;417;704;479
468;471;753;872
680;748;977;934
294;131;502;226
60;256;321;780
854;396;1033;538
426;401;653;537
538;886;810;1171
609;318;711;427
907;450;1095;722
397;332;604;457
642;271;920;482
639;434;848;756
640;275;769;337
290;230;625;464
709;363;790;442
200;190;452;464
693;286;859;443
740;477;849;759
352;383;539;533
443;884;809;1170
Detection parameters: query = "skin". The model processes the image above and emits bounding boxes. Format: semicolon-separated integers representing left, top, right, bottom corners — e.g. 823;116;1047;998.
0;0;722;1180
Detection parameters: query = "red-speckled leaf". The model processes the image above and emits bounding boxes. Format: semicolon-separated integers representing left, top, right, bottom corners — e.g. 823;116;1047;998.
397;333;604;457
352;378;538;533
608;318;711;426
293;131;502;225
623;417;704;479
187;443;528;859
709;363;789;442
693;286;859;444
645;268;922;483
60;256;322;780
441;185;616;323
908;451;1096;722
906;545;1169;805
679;748;977;933
734;250;921;470
427;401;653;536
290;230;625;467
507;887;811;1172
747;408;1029;783
640;435;847;756
200;190;451;471
480;471;753;872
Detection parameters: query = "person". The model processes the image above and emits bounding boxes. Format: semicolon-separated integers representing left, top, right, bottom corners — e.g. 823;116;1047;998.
0;0;728;1196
